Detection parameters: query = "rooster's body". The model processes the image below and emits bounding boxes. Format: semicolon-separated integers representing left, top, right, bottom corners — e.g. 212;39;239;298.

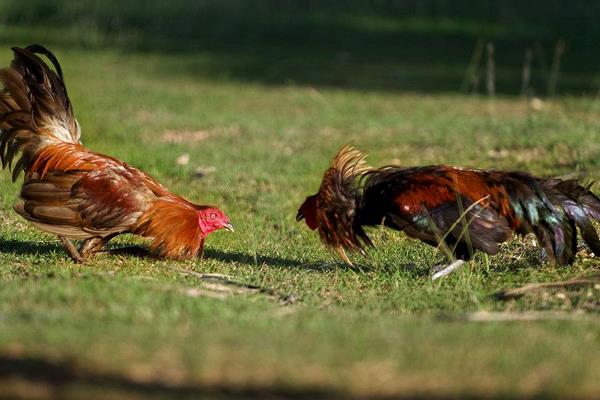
297;146;600;272
0;45;232;262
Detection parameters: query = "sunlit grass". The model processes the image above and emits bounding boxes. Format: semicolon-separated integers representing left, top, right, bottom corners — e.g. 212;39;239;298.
0;47;599;398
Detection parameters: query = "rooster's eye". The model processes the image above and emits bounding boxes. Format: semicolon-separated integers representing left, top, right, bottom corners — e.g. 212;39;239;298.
210;213;217;220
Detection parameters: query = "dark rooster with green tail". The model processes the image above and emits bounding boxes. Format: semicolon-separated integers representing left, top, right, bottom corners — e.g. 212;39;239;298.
297;146;600;278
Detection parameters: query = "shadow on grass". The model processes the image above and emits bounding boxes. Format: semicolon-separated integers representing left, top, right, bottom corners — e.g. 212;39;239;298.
206;248;443;275
0;238;332;271
204;248;367;272
0;353;554;400
0;239;63;256
0;238;422;274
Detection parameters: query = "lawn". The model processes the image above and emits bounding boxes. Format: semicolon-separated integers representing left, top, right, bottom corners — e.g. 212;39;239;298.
0;46;599;399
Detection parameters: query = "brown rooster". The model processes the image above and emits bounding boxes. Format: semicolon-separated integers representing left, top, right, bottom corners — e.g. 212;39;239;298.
297;146;600;278
0;45;233;262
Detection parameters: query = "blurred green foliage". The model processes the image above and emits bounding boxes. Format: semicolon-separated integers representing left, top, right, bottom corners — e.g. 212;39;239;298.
0;1;595;47
0;1;599;93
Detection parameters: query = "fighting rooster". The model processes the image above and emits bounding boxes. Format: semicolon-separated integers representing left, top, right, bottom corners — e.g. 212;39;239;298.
297;146;600;278
0;45;233;262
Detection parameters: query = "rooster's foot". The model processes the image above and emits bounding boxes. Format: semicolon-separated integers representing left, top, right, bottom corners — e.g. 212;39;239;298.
80;237;108;260
431;259;467;280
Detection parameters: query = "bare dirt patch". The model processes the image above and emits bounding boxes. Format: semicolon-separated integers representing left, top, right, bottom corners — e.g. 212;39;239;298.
161;130;210;144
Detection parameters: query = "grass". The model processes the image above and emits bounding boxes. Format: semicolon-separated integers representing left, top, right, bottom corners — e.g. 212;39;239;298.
0;46;599;399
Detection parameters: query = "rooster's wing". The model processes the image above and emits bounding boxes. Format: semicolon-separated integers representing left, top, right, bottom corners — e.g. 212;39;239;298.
15;168;155;239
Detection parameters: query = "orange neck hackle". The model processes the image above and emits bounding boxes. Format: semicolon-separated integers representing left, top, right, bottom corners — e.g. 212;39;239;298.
296;145;374;265
135;198;233;260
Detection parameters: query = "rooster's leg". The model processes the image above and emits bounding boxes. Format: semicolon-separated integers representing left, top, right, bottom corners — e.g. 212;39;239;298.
58;236;85;263
431;260;467;280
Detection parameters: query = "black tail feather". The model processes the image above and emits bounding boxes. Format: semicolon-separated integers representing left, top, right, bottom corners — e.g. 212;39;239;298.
13;45;72;116
543;179;600;257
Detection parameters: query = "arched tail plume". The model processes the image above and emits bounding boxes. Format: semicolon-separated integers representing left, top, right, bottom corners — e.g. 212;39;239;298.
0;45;80;181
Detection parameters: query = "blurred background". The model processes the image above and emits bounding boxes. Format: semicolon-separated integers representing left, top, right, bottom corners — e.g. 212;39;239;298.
1;0;599;96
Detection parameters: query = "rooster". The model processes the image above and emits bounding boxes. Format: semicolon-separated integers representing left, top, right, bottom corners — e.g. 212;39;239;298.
0;45;233;262
297;146;600;278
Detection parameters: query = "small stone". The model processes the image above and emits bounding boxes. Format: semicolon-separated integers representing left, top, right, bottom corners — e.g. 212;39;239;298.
176;153;190;165
530;97;544;111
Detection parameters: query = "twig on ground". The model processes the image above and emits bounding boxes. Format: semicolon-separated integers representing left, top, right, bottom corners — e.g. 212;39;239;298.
460;311;597;322
495;274;600;299
162;264;297;305
431;260;467;281
180;287;230;300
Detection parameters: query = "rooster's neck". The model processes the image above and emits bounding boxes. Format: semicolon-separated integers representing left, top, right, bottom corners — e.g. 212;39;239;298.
136;197;204;259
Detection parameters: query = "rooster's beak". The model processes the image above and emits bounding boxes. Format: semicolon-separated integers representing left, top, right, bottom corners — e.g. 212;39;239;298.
223;223;235;232
296;211;305;222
